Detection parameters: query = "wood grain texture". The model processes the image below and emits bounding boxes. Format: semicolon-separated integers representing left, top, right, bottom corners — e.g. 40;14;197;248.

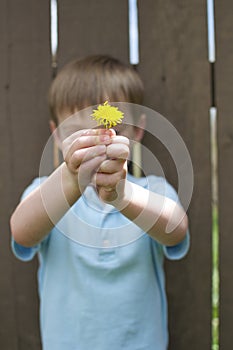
0;3;18;349
138;1;212;349
0;0;51;348
215;1;233;349
57;0;129;68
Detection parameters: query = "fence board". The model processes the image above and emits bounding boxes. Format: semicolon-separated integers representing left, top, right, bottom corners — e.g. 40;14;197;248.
0;0;51;348
57;0;129;67
0;1;18;348
138;1;212;349
215;1;233;349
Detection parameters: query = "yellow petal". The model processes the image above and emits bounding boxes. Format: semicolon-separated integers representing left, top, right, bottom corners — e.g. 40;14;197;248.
91;101;124;128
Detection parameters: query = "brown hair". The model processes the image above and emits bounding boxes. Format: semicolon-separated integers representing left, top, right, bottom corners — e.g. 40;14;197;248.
48;55;144;124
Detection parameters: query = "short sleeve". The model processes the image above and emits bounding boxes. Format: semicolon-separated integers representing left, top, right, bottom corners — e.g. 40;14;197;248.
163;231;190;260
11;240;40;261
11;177;48;262
146;175;190;260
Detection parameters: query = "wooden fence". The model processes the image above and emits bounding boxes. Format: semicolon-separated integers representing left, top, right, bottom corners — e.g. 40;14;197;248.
0;1;232;349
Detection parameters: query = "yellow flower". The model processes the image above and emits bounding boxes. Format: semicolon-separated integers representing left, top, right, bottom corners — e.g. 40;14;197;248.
91;101;124;128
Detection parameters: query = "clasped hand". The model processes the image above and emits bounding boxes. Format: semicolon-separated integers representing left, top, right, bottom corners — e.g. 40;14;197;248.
62;128;130;203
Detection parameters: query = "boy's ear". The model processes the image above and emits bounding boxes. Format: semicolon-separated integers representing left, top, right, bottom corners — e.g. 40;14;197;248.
49;120;56;133
133;114;146;142
49;120;62;149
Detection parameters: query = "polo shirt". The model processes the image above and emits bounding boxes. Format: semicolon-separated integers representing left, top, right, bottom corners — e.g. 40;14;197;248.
12;174;189;350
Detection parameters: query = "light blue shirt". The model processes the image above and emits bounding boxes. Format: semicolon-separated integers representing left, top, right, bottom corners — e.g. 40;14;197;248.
12;174;189;350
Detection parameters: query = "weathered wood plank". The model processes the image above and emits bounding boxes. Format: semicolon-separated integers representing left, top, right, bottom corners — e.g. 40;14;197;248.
138;1;212;349
57;0;129;67
0;5;18;348
215;1;233;348
0;0;51;348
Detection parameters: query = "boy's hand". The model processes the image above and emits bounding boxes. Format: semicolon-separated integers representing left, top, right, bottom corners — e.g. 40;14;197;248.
62;129;112;193
94;134;130;203
62;128;130;202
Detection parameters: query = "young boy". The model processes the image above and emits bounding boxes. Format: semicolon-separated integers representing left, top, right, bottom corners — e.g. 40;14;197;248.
10;55;189;350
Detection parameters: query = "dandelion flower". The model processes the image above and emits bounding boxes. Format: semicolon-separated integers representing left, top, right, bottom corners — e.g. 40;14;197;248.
91;101;124;128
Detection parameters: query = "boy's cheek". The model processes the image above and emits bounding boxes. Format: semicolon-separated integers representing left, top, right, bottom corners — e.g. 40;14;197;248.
59;127;80;141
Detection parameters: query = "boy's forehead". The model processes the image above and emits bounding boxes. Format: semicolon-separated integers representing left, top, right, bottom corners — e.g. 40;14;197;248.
60;112;98;128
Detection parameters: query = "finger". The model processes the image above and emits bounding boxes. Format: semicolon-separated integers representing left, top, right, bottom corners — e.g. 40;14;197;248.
63;134;111;163
98;158;125;174
65;128;111;144
78;154;107;192
106;143;129;160
94;169;126;189
68;145;107;172
97;186;118;203
62;129;101;148
62;129;111;158
68;134;110;154
111;135;130;146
